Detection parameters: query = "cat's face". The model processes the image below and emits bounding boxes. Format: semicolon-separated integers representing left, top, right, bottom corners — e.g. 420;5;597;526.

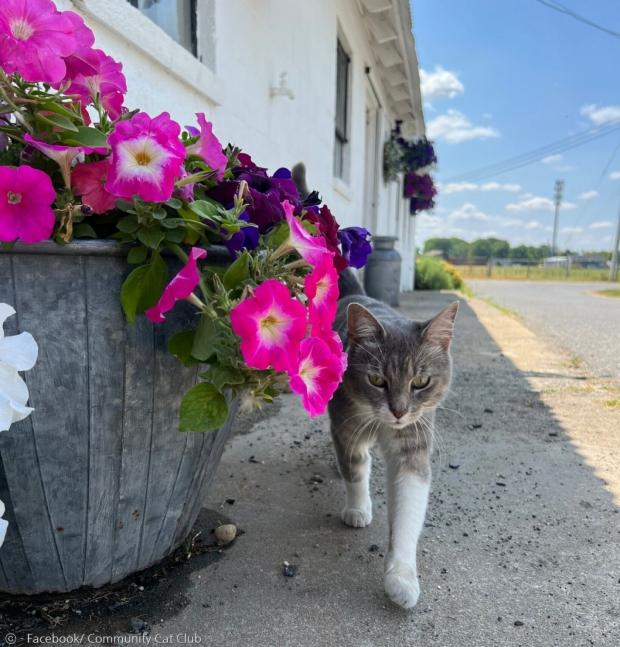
344;302;458;429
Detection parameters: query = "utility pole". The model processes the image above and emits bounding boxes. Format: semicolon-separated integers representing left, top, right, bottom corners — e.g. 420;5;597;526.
552;179;564;256
610;201;620;282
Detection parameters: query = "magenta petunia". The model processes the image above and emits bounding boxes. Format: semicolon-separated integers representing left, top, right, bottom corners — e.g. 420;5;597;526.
72;159;117;214
145;247;207;324
288;338;345;417
0;0;79;84
106;112;185;203
23;134;106;189
305;253;339;331
0;165;56;243
282;200;332;267
63;48;126;121
186;113;227;181
229;279;307;372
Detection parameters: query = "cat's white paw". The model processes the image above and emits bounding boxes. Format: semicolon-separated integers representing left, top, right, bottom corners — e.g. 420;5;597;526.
341;505;372;528
384;563;420;609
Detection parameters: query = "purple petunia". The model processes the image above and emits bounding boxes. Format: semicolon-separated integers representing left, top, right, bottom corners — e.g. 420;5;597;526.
338;227;372;269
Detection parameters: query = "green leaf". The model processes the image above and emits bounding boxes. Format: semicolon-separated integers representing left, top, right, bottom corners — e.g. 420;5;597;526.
165;197;182;209
222;251;250;290
41;101;82;121
117;214;139;233
265;222;289;249
35;112;79;132
179;383;229;432
73;223;97;239
179;206;201;244
61;126;109;149
137;227;165;249
127;245;148;265
168;330;199;366
120;252;167;323
164;228;186;244
189;200;219;220
191;314;216;361
152;207;167;220
200;365;245;390
116;199;136;213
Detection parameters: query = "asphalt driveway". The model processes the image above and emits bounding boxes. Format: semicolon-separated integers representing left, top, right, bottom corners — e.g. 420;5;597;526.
469;280;620;379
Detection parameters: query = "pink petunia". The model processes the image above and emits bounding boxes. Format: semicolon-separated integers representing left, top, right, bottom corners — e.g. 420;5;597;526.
319;328;348;373
63;48;126;121
145;247;207;324
106;112;185;203
0;0;79;84
282;200;332;267
72;159;117;214
186;113;227;180
229;279;307;372
288;338;345;417
23;134;106;189
0;165;56;243
305;254;339;331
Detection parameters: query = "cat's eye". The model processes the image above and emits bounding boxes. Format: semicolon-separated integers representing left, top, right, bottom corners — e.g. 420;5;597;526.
368;374;387;388
411;376;430;390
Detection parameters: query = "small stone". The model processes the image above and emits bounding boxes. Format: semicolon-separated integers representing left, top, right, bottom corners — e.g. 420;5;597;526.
496;482;506;487
368;544;380;553
282;562;298;577
484;408;494;414
448;463;460;470
514;620;524;627
310;474;324;483
214;523;237;546
225;498;236;505
248;456;260;463
548;431;558;437
472;423;483;429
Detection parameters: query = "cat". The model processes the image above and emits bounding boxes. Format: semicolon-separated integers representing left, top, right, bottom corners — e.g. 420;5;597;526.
328;270;458;609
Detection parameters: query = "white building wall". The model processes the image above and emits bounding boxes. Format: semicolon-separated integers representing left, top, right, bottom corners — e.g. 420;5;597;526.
61;0;417;289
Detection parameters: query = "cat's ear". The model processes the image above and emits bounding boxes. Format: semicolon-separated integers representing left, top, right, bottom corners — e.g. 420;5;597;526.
347;303;385;344
421;301;459;350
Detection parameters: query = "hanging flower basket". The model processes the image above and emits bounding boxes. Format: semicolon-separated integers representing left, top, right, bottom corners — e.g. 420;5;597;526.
403;171;437;214
0;0;372;593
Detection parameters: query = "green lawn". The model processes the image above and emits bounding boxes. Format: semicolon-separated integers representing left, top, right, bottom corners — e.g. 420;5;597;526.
594;289;620;298
458;265;612;282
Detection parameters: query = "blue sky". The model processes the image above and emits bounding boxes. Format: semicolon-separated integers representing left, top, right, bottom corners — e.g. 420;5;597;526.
411;0;620;252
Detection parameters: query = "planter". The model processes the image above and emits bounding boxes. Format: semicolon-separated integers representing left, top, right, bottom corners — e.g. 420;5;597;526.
0;241;237;594
364;236;402;306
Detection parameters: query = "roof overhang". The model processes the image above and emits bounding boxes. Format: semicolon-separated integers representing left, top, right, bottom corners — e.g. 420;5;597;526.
357;0;425;138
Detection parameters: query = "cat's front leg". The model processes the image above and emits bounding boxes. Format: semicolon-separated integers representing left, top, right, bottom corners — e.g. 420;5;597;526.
383;454;430;609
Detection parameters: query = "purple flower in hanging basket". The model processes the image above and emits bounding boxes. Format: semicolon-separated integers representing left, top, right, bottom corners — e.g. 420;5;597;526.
403;171;437;201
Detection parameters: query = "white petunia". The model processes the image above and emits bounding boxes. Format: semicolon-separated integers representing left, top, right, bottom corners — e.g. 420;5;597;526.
0;303;38;433
0;499;7;548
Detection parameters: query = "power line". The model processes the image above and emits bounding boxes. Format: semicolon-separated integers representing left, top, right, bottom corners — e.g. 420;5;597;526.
444;122;620;183
534;0;620;40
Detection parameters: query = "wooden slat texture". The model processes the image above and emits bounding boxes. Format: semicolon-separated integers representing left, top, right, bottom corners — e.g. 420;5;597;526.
0;247;236;593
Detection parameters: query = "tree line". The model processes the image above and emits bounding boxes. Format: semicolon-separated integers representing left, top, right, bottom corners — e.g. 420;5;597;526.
422;237;611;261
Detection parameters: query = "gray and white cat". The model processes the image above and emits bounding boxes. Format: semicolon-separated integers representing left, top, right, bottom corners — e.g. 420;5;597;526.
328;271;458;609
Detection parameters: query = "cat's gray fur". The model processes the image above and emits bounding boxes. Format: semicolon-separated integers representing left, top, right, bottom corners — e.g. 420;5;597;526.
328;270;458;609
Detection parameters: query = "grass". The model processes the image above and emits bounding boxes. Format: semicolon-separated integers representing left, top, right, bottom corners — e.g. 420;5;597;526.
604;399;620;409
594;289;620;298
476;294;520;318
457;265;611;282
564;356;583;369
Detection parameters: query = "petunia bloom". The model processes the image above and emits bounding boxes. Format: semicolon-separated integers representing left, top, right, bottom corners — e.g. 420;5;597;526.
186;113;227;180
0;0;79;84
288;338;345;416
63;48;126;121
282;200;332;267
338;227;372;269
145;247;207;324
230;279;307;372
0;165;56;243
0;302;38;433
106;112;185;203
305;254;339;331
23;134;106;189
71;159;116;214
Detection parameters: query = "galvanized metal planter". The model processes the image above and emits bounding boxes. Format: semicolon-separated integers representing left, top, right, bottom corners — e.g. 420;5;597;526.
364;236;402;306
0;241;236;594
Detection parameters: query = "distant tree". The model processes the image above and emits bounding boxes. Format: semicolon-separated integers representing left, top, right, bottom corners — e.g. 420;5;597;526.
423;237;470;259
470;237;510;259
508;244;531;260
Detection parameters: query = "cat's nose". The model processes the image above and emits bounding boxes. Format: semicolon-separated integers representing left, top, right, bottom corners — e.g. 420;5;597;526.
390;407;407;420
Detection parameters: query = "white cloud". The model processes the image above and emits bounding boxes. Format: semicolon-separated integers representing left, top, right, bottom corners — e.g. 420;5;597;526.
440;181;521;194
581;104;620;126
420;66;464;100
610;171;620;180
589;221;613;229
524;220;544;229
506;196;576;212
578;190;598;200
561;226;583;234
448;203;492;222
427;110;500;144
542;154;563;164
